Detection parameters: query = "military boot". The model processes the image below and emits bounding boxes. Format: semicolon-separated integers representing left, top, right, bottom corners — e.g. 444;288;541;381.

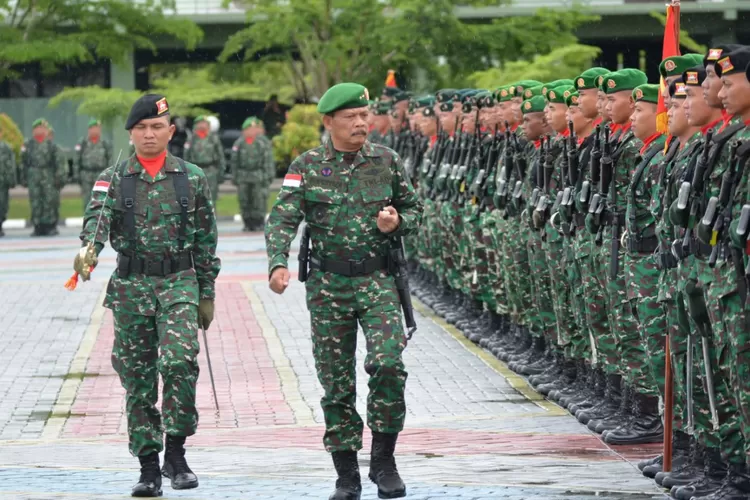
588;381;631;433
161;435;198;490
329;451;362;500
568;367;607;414
642;428;688;478
689;463;750;500
31;225;43;237
369;432;406;499
529;351;564;387
536;358;576;397
132;453;162;497
603;393;663;444
0;223;5;237
44;223;59;236
555;360;592;405
479;313;502;348
670;448;724;500
510;336;545;373
654;433;699;487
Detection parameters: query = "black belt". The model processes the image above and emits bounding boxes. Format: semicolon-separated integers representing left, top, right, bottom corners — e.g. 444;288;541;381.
116;252;194;277
309;255;389;277
628;235;659;254
603;212;626;226
573;213;586;229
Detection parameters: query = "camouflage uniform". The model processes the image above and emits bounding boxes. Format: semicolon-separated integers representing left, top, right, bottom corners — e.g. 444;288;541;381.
0;140;16;232
74;136;112;210
80;153;221;456
184;133;226;205
20;138;66;231
265;139;422;452
230;134;275;228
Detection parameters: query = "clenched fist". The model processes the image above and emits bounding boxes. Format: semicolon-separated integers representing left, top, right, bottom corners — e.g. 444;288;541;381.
269;267;290;294
377;206;400;234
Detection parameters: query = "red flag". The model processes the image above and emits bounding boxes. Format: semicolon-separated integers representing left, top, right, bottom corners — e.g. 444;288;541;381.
385;69;397;88
657;1;681;134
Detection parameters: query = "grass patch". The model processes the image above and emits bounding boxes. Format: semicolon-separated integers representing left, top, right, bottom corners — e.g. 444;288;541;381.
8;190;280;220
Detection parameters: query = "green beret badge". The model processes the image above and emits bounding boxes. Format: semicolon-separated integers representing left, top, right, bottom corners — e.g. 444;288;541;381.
577;78;584;88
524;101;532;110
607;79;616;89
664;60;676;72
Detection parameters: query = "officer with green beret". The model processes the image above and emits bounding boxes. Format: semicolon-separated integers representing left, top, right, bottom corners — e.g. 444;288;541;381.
75;118;113;210
20;118;66;236
265;82;422;500
184;115;226;206
74;94;221;497
230;117;275;231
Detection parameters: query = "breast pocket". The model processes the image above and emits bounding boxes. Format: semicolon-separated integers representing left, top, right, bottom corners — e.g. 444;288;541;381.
304;189;343;230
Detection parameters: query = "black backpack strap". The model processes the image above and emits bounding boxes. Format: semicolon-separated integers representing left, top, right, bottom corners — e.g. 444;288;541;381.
119;160;137;251
171;158;190;251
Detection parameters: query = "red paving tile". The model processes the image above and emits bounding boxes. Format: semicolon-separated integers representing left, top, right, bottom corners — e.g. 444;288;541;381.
62;282;296;438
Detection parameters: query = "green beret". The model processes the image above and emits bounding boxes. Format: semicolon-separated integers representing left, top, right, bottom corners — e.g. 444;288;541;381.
436;89;459;103
603;69;648;94
541;80;574;97
474;91;494;108
521;85;545;100
31;118;48;128
668;79;688;99
242;117;262;129
715;48;750;78
382;87;402;98
547;85;576;104
88;118;101;128
521;96;547;115
194;115;207;123
393;91;412;103
496;86;514;103
423;106;437;118
439;100;454;112
575;68;611;90
564;90;580;108
632;84;660;104
513;80;543;97
596;73;612;92
125;94;169;130
317;82;370;114
413;96;435;109
659;54;705;78
376;101;394;115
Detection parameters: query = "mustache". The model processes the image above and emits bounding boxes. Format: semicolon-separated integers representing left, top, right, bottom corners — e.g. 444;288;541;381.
352;130;367;136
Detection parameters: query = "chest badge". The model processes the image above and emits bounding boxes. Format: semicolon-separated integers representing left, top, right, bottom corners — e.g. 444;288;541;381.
321;167;333;177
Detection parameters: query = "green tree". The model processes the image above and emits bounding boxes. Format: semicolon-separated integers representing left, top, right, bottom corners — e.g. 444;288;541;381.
219;1;597;98
0;0;203;81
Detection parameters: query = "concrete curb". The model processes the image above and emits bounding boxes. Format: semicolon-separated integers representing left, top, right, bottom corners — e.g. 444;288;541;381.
4;214;245;229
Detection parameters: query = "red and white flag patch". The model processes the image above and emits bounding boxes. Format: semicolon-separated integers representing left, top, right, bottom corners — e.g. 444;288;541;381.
93;180;110;193
282;173;302;188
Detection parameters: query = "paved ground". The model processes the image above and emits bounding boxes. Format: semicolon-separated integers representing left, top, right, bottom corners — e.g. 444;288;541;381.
0;223;667;499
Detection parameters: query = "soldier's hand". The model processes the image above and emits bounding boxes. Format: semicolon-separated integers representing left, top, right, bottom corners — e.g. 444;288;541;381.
198;299;215;330
377;206;400;233
73;243;98;281
269;267;290;294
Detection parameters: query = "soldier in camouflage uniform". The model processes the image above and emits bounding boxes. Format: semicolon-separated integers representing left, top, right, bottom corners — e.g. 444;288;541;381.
265;83;421;500
74;94;221;497
230;117;275;231
184;115;226;206
74;119;112;210
0;129;16;237
20;118;66;237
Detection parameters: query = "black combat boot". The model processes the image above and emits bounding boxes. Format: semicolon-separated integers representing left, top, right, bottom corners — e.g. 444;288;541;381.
132;453;162;497
690;463;750;500
655;433;699;487
31;225;42;236
642;428;688;478
0;222;5;237
529;351;564;387
670;448;725;500
161;434;199;490
577;373;621;425
603;393;663;444
568;366;606;414
369;432;406;499
589;380;631;433
536;358;576;397
330;451;362;500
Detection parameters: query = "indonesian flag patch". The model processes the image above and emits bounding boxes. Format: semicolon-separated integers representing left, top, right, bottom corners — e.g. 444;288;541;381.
282;173;302;188
93;180;110;193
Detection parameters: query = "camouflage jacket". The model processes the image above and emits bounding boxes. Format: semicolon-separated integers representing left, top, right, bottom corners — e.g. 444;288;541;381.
230;134;274;185
19;139;67;187
74;137;112;179
606;128;642;216
184;133;226;172
266;139;422;274
625;134;667;241
80;153;221;315
0;140;16;188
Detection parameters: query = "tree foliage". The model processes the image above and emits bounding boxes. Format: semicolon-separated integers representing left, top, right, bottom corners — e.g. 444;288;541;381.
0;113;23;162
272;105;321;169
0;0;203;81
220;1;598;98
468;44;602;89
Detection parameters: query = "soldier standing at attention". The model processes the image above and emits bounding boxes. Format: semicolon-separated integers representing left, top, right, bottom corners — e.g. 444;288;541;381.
75;118;112;210
20;118;66;236
0;129;16;237
184;115;226;206
265;83;422;500
230;116;275;232
73;94;221;497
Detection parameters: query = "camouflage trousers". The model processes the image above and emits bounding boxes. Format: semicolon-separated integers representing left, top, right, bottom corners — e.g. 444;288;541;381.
705;265;748;465
306;270;407;452
460;208;478;296
625;253;667;399
488;209;509;316
200;165;221;205
575;234;613;371
527;231;556;342
236;181;268;225
0;185;8;224
506;218;533;328
28;170;60;226
478;209;497;309
418;199;437;273
553;232;587;360
111;303;200;456
80;171;101;211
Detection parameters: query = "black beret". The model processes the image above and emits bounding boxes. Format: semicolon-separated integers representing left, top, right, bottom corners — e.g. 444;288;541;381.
703;44;744;69
668;78;687;99
125;94;170;130
715;48;750;78
683;65;706;87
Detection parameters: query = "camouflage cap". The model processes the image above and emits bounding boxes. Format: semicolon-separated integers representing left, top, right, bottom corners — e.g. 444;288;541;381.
575;68;611;90
632;84;660;104
521;96;547;115
603;69;648;94
659;54;704;78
